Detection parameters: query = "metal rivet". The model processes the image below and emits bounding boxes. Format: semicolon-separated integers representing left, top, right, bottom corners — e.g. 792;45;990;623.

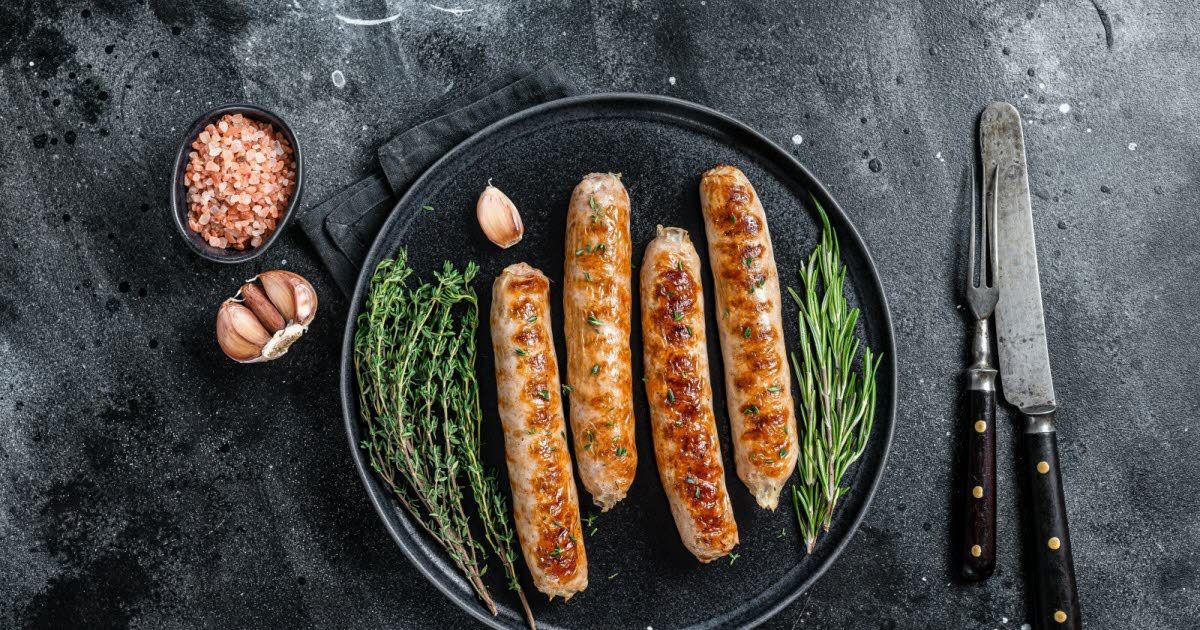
974;420;987;433
972;486;984;499
1048;537;1061;550
1054;610;1067;623
971;544;982;557
1037;461;1050;474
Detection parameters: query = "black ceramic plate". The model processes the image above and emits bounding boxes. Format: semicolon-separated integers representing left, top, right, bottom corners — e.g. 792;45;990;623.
340;94;896;630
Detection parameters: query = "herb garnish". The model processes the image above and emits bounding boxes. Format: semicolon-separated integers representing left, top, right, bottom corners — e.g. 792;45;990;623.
789;201;882;554
355;252;533;626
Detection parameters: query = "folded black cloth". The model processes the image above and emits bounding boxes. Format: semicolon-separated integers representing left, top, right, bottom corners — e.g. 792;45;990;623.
298;65;580;295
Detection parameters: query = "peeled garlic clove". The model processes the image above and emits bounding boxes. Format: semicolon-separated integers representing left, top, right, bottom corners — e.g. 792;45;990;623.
258;270;317;326
240;282;285;333
217;301;269;362
476;184;523;248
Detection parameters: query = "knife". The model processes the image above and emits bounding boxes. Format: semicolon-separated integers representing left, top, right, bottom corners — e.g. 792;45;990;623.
980;102;1081;630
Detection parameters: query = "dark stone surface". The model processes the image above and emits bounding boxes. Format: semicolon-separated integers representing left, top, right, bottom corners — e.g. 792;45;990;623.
1;1;1196;628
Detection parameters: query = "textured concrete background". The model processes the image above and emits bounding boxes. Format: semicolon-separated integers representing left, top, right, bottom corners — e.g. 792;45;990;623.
1;1;1197;628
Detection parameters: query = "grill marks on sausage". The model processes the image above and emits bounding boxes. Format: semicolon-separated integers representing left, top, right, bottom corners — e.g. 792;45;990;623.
500;272;582;582
705;177;792;476
648;259;731;542
530;456;582;578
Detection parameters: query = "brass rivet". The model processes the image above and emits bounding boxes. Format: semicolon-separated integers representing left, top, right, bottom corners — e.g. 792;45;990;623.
1048;536;1061;550
970;544;982;557
1054;610;1067;623
972;486;984;499
974;420;987;433
1037;461;1050;474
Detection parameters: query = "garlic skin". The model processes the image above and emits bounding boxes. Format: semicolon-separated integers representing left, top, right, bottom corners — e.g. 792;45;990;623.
476;184;523;248
216;270;318;363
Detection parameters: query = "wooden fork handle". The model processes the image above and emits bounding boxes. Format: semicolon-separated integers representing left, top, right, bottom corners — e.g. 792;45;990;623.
960;375;997;580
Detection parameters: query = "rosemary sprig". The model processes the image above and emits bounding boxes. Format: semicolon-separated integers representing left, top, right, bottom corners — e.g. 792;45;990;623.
354;251;533;627
789;201;882;554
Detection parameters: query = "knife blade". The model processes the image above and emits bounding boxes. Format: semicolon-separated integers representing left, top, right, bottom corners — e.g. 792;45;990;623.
980;103;1056;415
979;102;1081;630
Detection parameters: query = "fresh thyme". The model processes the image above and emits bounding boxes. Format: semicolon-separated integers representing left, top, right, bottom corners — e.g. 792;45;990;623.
354;251;534;627
789;201;882;554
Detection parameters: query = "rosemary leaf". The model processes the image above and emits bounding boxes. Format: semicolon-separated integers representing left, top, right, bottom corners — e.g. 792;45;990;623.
789;200;882;555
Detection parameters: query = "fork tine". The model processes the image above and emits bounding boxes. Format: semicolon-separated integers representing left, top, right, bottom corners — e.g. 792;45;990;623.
968;164;977;290
987;163;1000;288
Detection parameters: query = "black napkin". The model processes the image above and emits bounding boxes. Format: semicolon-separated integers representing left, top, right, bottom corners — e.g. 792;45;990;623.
298;65;580;295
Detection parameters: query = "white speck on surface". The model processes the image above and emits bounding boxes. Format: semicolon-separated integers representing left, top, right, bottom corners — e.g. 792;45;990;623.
29;61;34;66
1059;103;1071;113
921;576;927;582
1038;82;1045;89
791;134;803;145
1021;624;1032;630
331;70;346;88
280;259;288;266
1002;618;1009;624
1086;128;1092;133
1128;142;1138;151
935;151;945;162
668;76;676;85
428;4;473;15
335;11;402;25
1021;93;1029;99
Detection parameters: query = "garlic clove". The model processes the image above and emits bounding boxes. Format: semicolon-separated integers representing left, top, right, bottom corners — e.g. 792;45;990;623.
240;282;285;332
476;184;523;248
224;300;272;346
258;270;318;326
217;301;268;361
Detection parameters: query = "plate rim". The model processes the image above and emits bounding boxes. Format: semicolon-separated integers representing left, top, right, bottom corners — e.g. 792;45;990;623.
339;92;897;630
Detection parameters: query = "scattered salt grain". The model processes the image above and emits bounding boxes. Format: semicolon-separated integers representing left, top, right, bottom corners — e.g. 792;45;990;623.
1058;103;1071;113
792;134;803;145
332;70;346;88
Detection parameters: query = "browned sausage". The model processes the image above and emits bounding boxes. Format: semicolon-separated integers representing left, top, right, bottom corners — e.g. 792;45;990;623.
490;263;588;599
640;226;739;562
562;173;637;511
699;165;799;510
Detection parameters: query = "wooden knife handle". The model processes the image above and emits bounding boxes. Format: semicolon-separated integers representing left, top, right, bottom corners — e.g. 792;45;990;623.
960;385;997;580
1022;417;1081;629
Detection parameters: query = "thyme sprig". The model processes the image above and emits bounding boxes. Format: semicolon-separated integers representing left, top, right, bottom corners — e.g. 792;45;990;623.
354;251;533;627
789;201;882;554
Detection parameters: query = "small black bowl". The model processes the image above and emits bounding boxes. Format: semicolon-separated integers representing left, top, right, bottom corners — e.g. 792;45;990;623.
171;103;304;264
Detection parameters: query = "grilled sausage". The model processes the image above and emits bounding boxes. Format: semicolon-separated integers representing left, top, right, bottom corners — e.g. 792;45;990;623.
562;173;637;511
699;165;799;510
490;263;588;599
640;226;739;562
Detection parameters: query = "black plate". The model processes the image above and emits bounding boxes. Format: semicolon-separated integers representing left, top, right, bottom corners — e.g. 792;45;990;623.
340;94;896;629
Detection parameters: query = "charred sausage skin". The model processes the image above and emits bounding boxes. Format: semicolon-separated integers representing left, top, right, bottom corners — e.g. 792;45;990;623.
490;263;588;599
699;165;799;510
640;226;739;563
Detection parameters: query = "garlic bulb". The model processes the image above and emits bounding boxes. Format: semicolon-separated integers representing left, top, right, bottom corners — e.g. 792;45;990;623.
476;183;523;248
216;270;318;363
